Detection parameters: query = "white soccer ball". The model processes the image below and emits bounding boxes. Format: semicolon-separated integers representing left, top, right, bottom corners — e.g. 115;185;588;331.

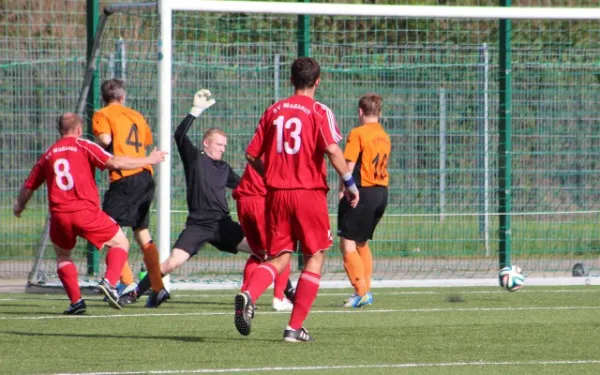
498;265;525;292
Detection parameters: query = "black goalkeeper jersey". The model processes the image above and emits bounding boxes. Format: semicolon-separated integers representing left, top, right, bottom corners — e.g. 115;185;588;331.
174;114;240;224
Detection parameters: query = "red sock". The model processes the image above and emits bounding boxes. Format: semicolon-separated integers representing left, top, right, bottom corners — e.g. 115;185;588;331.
288;271;321;330
104;246;128;286
241;256;261;292
244;263;277;304
57;260;81;304
273;262;291;299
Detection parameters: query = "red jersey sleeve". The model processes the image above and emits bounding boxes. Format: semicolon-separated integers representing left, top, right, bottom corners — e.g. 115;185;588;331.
23;155;47;191
246;111;268;159
314;102;342;150
76;138;112;171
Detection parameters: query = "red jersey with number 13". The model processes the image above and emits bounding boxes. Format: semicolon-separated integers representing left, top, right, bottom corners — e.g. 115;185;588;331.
23;137;112;213
246;95;342;190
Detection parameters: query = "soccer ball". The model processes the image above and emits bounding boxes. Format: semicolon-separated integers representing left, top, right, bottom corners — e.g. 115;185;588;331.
498;266;525;292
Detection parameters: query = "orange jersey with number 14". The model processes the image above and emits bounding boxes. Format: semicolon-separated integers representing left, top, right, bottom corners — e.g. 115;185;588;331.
343;122;391;187
92;103;153;182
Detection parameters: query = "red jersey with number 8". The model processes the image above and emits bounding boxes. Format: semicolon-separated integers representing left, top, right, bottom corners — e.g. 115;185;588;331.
246;95;342;190
23;137;112;213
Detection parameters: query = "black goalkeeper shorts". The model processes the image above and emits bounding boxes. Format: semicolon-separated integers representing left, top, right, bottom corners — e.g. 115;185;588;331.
173;216;245;257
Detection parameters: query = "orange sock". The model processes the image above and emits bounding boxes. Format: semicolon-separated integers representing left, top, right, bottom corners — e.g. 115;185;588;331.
343;251;367;296
120;261;134;286
357;243;373;291
142;241;164;292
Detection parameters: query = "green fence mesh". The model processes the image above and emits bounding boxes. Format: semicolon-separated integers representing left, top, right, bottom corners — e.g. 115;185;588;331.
1;0;600;286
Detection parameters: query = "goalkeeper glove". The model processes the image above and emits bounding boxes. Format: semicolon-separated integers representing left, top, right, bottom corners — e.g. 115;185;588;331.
189;89;216;117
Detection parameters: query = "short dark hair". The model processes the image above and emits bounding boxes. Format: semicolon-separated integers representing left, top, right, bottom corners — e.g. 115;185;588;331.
291;57;320;90
101;78;126;104
57;112;83;135
359;93;382;117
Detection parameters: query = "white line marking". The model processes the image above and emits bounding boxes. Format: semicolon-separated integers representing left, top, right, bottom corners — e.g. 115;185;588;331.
2;288;599;302
35;360;600;375
3;305;600;321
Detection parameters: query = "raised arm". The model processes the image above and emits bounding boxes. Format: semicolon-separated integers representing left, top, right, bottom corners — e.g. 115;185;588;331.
174;89;216;165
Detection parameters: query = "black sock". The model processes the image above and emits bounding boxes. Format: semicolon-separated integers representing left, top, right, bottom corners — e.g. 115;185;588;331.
136;274;151;296
284;279;296;302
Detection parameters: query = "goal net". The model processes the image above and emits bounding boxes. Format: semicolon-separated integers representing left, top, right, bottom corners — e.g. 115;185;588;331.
24;1;600;291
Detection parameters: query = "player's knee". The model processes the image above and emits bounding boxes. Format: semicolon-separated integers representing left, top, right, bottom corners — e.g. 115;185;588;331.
108;229;130;252
56;257;73;266
339;237;357;254
270;253;292;273
161;248;189;274
303;252;325;274
133;228;151;245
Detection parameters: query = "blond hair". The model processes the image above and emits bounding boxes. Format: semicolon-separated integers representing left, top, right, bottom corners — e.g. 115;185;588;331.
203;127;227;141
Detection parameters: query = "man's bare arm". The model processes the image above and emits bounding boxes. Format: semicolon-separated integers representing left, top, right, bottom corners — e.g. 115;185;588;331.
246;153;265;177
105;148;167;170
13;186;35;218
325;143;359;208
95;133;112;149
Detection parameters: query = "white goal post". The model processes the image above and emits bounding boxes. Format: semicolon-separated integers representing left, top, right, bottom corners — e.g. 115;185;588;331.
156;1;600;290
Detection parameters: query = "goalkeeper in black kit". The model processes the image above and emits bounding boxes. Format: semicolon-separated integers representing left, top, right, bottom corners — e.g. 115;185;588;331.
118;89;256;307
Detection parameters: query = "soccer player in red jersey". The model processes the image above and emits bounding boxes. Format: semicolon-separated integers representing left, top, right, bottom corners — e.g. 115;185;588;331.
13;113;167;314
234;57;359;342
233;162;294;312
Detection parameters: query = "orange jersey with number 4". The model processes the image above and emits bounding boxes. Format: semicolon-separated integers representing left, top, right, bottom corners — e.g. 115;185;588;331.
343;122;391;187
92;103;153;182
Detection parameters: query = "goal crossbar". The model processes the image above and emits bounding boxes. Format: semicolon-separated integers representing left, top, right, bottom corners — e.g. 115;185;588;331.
165;0;600;20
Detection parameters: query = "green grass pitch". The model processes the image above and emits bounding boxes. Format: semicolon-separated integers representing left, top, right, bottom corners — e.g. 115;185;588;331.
2;286;600;375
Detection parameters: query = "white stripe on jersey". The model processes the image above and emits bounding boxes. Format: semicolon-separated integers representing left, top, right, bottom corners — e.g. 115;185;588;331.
76;138;112;165
315;102;343;143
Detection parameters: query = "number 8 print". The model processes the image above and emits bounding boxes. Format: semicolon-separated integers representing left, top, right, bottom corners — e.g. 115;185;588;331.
53;158;74;191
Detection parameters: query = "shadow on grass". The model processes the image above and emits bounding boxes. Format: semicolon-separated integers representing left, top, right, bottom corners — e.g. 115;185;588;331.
0;303;61;308
0;330;280;343
168;300;233;307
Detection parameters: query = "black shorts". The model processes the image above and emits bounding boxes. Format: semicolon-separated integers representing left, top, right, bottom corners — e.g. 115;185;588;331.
102;170;155;231
173;216;245;257
337;186;388;243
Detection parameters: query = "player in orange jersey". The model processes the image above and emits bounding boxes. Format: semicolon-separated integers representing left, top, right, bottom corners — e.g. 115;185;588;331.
93;78;167;307
338;93;390;308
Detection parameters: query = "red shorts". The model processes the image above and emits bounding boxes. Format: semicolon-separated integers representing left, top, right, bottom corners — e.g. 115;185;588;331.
236;197;267;259
50;207;120;250
265;189;332;258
